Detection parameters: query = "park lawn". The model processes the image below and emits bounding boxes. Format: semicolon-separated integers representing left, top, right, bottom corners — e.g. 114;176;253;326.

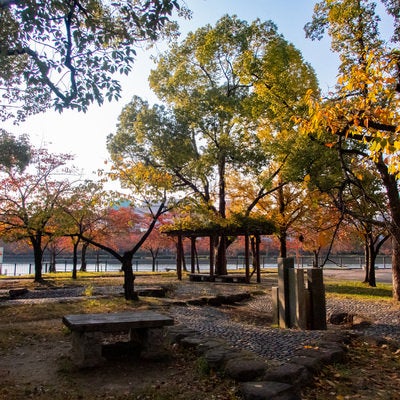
325;279;393;301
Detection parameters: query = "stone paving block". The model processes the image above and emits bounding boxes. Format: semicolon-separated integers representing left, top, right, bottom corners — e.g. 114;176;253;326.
289;355;323;373
240;381;300;400
224;357;267;381
204;348;234;370
179;336;207;348
295;346;345;364
197;338;229;354
165;326;198;343
263;362;312;387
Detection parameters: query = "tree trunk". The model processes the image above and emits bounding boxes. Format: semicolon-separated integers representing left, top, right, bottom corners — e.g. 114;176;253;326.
150;249;158;272
80;241;89;272
363;232;377;287
312;250;319;268
31;236;43;282
363;239;370;284
376;157;400;301
121;252;137;301
215;236;228;275
279;229;287;258
218;154;226;219
392;237;400;301
369;249;377;287
49;249;56;273
277;184;287;258
72;240;79;280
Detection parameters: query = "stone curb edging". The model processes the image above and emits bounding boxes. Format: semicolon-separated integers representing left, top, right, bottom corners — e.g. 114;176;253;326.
166;325;351;400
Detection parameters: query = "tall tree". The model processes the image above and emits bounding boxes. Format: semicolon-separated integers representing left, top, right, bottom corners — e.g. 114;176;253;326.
303;0;400;300
109;15;317;274
0;148;74;281
232;20;320;257
78;201;167;300
0;0;188;121
60;180;113;279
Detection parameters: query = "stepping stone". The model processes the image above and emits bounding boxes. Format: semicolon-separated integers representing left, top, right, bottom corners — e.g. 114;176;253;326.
240;381;300;400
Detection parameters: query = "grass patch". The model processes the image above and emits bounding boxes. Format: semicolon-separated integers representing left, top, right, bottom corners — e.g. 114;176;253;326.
0;296;145;325
325;280;393;301
0;296;152;351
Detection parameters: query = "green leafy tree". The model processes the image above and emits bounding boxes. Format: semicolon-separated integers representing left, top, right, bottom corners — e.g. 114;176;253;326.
0;129;31;171
109;15;316;274
230;21;320;258
0;0;188;121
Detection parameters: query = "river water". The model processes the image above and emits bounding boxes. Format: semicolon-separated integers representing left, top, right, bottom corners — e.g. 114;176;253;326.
0;255;392;277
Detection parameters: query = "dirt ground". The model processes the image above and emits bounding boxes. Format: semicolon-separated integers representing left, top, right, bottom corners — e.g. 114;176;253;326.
0;274;399;399
0;318;239;399
0;275;243;400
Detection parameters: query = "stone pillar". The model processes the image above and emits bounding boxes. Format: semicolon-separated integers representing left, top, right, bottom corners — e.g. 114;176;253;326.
277;257;294;328
288;268;307;329
271;286;279;326
307;268;327;330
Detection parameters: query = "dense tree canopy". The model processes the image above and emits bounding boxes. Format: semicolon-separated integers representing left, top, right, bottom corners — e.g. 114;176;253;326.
304;0;399;173
0;0;188;121
108;15;319;273
0;129;30;171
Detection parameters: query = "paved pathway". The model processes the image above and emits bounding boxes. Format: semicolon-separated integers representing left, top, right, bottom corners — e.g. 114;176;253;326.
169;287;400;364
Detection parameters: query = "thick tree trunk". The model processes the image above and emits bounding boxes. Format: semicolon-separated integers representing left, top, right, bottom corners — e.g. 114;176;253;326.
363;233;377;287
72;241;79;280
121;252;137;301
367;236;377;287
279;230;287;258
277;184;287;258
312;250;319;268
392;237;400;301
215;237;228;275
376;157;400;301
32;239;43;282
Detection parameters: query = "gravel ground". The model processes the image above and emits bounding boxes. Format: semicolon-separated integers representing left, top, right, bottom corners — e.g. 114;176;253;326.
1;281;399;364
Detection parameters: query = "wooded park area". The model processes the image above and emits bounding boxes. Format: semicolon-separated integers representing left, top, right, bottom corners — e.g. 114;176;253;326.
0;0;400;301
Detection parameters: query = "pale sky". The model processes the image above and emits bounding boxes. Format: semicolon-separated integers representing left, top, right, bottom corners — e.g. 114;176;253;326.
5;0;343;181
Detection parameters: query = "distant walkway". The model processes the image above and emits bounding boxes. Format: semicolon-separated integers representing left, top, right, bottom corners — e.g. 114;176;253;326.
323;267;393;284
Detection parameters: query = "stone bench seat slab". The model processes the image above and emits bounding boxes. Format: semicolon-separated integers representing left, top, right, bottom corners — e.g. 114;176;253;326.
63;311;174;367
63;311;174;333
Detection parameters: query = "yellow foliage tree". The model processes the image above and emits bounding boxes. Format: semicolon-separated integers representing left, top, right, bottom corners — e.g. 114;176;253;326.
303;0;400;300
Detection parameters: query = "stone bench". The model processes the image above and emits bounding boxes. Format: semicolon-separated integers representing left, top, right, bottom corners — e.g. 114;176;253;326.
62;311;174;367
189;274;248;283
189;274;215;282
215;275;248;283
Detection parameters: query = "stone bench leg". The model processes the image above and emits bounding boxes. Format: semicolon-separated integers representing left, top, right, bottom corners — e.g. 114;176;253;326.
71;331;104;368
129;327;166;355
